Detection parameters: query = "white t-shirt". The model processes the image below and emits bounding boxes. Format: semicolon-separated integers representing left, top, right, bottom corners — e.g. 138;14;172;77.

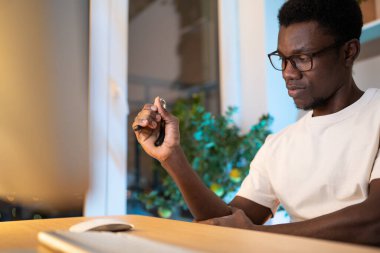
237;88;380;222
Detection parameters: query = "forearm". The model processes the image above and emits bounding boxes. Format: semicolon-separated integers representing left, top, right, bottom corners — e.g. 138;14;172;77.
161;146;231;221
255;201;380;246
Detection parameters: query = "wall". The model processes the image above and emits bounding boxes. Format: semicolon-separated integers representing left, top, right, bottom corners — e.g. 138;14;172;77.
265;0;299;132
219;0;298;134
128;1;180;85
353;37;380;90
0;0;89;211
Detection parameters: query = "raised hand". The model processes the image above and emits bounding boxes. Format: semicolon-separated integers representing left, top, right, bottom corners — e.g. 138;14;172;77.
132;97;180;163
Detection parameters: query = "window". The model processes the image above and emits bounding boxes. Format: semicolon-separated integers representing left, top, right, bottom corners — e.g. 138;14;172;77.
127;0;219;217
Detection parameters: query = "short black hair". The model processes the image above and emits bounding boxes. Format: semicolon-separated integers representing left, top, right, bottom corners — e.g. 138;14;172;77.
278;0;363;44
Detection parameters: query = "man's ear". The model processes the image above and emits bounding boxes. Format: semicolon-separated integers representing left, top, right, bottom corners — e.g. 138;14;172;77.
344;39;360;67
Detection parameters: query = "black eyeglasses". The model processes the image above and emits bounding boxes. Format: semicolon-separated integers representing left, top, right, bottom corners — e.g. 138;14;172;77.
267;42;342;72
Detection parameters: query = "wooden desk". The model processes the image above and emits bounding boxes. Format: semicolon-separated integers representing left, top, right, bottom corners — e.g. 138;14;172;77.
0;215;379;252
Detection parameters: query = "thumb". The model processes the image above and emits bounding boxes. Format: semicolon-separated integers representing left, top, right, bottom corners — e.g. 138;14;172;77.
196;218;218;225
154;96;170;120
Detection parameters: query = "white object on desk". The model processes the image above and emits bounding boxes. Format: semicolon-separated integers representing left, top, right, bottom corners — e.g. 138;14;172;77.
69;218;134;233
38;231;196;253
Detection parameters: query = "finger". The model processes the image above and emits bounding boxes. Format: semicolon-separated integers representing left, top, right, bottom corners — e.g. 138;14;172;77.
197;219;218;226
234;209;252;222
134;111;159;128
138;107;161;122
142;103;157;112
134;119;157;131
139;112;158;125
139;128;156;143
132;119;148;131
230;208;248;219
228;206;242;214
133;121;159;143
154;97;170;121
139;111;161;123
234;209;245;215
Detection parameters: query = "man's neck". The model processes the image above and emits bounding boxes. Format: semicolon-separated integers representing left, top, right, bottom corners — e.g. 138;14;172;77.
312;80;364;117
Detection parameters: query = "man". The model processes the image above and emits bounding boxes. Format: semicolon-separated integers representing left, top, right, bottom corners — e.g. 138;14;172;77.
133;0;380;246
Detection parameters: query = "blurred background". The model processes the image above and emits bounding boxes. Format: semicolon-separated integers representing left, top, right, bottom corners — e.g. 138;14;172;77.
0;0;379;224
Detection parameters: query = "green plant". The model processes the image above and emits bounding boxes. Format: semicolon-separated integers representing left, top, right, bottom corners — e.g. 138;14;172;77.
137;95;273;218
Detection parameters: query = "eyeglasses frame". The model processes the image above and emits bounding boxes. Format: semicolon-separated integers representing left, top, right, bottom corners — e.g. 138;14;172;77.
267;42;343;72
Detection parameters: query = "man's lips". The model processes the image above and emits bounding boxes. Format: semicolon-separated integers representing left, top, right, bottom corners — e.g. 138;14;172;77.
287;86;306;98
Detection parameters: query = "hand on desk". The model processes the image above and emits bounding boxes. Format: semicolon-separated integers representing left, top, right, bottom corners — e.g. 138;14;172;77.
197;207;256;230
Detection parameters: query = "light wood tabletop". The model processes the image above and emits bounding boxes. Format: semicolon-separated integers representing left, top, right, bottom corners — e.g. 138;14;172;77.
0;215;379;252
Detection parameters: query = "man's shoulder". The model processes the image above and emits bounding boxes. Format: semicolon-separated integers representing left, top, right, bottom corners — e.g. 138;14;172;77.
363;88;380;112
368;88;380;103
265;113;310;145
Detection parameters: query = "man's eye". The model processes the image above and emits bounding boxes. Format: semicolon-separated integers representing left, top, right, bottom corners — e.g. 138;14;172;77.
295;55;309;62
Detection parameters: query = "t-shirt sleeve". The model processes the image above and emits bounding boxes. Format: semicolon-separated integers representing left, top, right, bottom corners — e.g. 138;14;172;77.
236;136;279;215
370;148;380;181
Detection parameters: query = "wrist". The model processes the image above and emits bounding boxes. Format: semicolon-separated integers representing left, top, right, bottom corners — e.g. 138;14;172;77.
160;145;188;171
160;145;183;164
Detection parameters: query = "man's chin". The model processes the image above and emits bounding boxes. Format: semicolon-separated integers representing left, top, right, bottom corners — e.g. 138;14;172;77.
294;101;311;111
294;98;327;111
295;103;313;111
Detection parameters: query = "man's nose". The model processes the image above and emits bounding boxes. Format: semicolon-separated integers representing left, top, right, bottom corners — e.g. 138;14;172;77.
282;59;302;81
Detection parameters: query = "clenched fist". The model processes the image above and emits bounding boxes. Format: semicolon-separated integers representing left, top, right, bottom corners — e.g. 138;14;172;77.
132;97;181;163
